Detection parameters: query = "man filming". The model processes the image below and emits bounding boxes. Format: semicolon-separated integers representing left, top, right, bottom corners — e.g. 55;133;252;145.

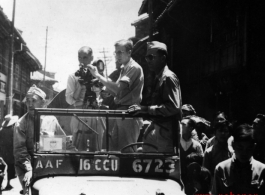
65;46;106;151
65;46;94;109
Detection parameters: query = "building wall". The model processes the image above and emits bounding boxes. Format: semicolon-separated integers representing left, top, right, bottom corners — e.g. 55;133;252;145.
135;0;265;122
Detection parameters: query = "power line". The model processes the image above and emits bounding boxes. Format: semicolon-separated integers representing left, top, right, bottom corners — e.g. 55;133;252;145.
43;26;48;82
98;47;112;77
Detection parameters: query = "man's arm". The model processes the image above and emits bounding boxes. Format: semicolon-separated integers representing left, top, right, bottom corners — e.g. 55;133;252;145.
129;76;181;116
13;123;33;186
149;76;181;116
65;74;86;106
87;65;128;95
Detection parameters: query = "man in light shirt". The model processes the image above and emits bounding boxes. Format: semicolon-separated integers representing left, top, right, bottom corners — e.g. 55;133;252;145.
88;39;144;151
179;118;203;194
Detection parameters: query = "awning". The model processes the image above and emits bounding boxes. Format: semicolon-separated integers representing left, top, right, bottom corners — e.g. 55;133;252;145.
31;71;58;83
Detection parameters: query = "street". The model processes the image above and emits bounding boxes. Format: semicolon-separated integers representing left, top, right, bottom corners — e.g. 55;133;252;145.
2;177;21;195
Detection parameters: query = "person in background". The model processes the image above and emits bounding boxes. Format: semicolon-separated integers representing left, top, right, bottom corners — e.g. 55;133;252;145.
0;114;18;190
252;113;265;163
182;104;209;150
186;162;212;195
0;157;7;195
179;118;204;193
205;111;234;153
88;39;144;151
182;104;196;118
203;121;233;182
128;41;182;153
212;124;265;194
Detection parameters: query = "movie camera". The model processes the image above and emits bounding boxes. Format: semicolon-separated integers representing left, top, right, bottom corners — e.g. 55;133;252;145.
74;59;106;109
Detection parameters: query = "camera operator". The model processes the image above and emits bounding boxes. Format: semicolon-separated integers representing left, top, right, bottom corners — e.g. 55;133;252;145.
66;46;94;109
66;46;94;150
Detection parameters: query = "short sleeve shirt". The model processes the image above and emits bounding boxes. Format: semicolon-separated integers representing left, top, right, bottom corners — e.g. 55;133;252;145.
114;59;144;105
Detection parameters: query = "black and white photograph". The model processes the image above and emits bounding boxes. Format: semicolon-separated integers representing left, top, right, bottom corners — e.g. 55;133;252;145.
0;0;264;195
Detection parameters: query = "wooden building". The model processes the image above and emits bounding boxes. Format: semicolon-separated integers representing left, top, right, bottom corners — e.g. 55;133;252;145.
0;7;42;118
132;0;265;123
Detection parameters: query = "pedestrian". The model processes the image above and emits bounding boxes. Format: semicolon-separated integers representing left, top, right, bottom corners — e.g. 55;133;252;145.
212;123;265;194
182;104;196;118
0;114;18;190
179;118;204;193
186;162;212;195
128;41;182;153
203;120;233;182
0;157;7;194
181;105;209;151
88;39;144;152
205;111;233;153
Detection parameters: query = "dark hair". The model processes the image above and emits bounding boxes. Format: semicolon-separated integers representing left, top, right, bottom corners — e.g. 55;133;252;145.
187;118;196;129
214;121;232;134
187;162;211;193
233;124;254;143
214;111;228;121
114;39;133;52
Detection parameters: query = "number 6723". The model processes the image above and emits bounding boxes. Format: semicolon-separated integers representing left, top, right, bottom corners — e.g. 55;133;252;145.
132;159;175;173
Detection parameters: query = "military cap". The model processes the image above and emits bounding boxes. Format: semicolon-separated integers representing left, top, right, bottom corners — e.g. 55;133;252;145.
26;84;46;100
147;41;167;53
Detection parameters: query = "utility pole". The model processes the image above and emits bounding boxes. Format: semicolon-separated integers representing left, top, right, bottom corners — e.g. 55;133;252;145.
99;48;111;76
43;27;48;82
7;0;16;115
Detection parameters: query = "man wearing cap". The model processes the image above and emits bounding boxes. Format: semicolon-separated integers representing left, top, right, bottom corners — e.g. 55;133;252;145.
87;39;144;151
13;85;67;195
128;41;182;153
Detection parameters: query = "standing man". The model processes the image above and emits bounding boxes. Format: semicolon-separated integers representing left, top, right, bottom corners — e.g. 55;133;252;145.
65;46;94;150
88;39;144;151
65;46;94;109
13;85;66;195
212;124;265;194
128;41;182;153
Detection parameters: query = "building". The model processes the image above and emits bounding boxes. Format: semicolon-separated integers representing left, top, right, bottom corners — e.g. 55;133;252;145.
132;0;265;122
0;6;42;119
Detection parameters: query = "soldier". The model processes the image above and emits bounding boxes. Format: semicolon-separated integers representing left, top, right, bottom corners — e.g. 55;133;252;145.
128;41;182;153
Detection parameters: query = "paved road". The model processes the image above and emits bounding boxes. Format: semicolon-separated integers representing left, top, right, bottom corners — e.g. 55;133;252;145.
2;177;21;195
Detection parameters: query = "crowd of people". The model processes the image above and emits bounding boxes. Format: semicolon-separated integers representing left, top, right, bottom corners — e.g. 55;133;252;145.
179;108;265;195
0;39;264;195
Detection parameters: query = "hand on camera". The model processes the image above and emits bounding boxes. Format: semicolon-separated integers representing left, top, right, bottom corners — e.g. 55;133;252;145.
87;65;100;78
